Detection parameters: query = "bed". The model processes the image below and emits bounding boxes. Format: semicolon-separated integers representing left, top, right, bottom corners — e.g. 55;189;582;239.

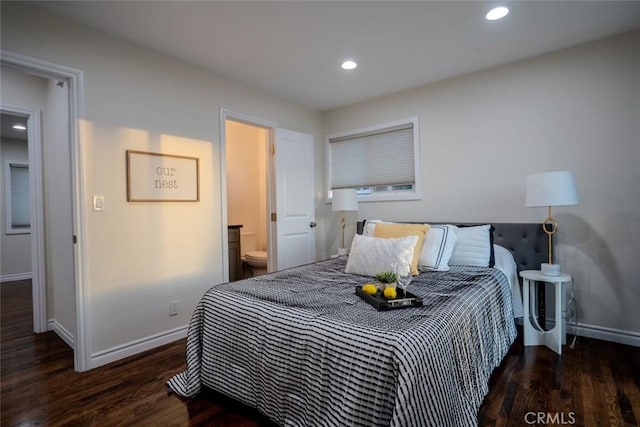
167;222;547;426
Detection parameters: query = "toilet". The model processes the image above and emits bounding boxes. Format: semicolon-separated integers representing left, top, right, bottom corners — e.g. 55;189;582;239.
240;231;268;276
245;250;268;276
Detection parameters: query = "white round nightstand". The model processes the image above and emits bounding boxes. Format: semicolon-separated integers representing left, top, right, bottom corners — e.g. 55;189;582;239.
519;270;573;355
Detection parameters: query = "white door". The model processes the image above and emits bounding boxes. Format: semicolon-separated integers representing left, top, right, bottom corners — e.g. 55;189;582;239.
274;128;316;270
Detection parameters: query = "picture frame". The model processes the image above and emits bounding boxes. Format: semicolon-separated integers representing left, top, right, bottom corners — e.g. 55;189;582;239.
126;150;199;202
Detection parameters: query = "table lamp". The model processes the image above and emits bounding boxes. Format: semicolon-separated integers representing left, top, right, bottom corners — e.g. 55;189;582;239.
525;171;579;276
332;188;358;255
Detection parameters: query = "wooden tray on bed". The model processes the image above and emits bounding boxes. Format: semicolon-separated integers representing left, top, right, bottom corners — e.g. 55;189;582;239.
355;287;423;311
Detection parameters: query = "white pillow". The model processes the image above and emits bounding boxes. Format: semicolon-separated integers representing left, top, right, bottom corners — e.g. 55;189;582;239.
362;219;384;236
449;224;492;267
345;234;417;277
419;225;458;271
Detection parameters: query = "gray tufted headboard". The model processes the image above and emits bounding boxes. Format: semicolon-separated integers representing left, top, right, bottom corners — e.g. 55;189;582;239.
491;223;548;273
356;221;547;275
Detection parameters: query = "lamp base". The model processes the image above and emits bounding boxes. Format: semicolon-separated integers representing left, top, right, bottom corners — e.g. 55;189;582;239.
541;263;561;276
337;247;348;256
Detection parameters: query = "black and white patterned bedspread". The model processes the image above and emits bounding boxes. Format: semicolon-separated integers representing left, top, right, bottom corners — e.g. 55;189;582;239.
167;257;516;426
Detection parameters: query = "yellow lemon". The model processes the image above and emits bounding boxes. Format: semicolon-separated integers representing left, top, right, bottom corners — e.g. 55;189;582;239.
383;287;397;299
362;284;378;295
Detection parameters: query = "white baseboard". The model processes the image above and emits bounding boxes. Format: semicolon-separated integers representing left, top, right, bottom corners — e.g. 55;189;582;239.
90;325;188;369
48;319;75;348
1;272;32;283
567;322;640;347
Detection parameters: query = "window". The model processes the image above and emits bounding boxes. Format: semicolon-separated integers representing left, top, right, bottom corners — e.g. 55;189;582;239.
325;117;421;202
5;162;30;234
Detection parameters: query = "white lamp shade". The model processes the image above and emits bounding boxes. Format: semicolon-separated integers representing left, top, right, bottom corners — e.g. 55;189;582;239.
332;188;358;211
526;171;579;207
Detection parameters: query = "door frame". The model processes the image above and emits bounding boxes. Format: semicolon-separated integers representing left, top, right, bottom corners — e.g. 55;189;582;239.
219;108;277;279
1;49;90;372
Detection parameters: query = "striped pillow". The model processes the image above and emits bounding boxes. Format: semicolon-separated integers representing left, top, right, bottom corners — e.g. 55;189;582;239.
419;225;458;272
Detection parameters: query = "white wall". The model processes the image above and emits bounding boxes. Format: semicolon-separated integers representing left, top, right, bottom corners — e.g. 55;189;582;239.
1;2;323;366
322;30;640;342
0;137;31;280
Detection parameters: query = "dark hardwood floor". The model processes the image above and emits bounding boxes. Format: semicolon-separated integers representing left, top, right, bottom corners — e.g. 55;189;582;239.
2;280;639;426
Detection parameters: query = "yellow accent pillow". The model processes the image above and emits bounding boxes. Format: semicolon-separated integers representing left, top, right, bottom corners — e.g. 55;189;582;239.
373;223;430;275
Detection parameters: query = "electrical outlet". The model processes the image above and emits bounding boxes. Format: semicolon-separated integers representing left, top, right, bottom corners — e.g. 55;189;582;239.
169;300;179;316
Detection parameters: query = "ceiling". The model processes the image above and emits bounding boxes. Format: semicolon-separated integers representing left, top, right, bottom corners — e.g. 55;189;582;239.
31;1;640;111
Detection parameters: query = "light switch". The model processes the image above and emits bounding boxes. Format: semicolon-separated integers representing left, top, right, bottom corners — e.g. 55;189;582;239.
93;195;104;211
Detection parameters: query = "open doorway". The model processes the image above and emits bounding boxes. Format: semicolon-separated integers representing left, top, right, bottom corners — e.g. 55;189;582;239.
1;111;33;286
220;110;317;279
1;51;88;371
224;118;271;279
1;72;75;341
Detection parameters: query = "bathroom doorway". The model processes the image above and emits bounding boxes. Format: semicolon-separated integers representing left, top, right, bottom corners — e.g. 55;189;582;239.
225;118;270;278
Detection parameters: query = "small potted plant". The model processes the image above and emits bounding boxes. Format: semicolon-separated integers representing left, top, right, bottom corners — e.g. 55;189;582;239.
376;271;398;299
375;271;397;289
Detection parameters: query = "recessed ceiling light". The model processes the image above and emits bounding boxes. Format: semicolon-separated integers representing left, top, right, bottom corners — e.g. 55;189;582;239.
486;6;509;21
12;124;27;131
341;60;357;70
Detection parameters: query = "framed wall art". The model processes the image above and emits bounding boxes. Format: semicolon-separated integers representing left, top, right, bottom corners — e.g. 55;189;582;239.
126;150;199;202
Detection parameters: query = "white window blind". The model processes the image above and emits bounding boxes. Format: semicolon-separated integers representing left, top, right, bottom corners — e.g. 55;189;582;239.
329;123;415;190
9;163;30;230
